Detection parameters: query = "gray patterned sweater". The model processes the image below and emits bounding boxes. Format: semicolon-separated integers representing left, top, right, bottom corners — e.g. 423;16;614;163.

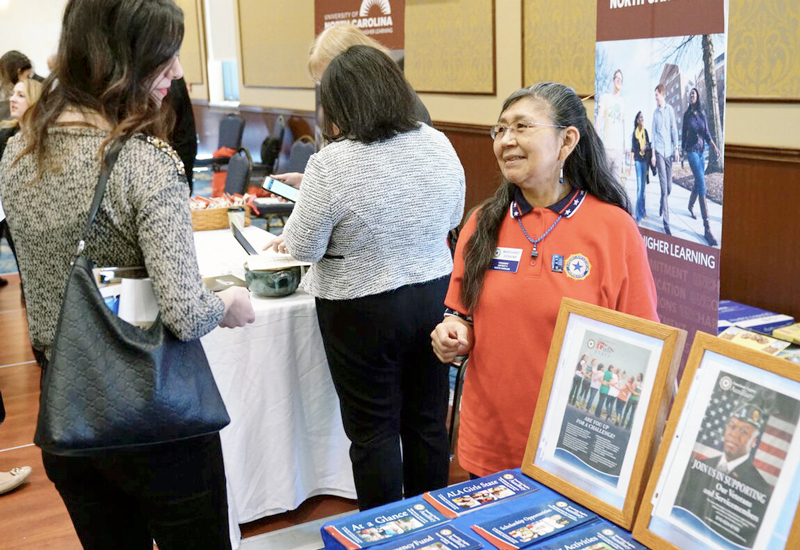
284;123;465;300
0;126;224;356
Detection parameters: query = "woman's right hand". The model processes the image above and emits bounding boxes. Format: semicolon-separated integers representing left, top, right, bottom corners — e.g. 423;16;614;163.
217;286;256;328
262;234;288;254
431;316;473;364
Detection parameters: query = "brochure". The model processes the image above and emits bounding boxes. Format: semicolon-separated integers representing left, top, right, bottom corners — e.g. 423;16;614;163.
323;497;449;549
717;300;794;335
533;519;646;549
470;498;595;549
370;526;483;550
246;254;311;271
773;323;800;345
423;470;538;518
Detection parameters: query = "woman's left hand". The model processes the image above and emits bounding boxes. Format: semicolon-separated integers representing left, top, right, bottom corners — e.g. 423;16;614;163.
263;234;289;254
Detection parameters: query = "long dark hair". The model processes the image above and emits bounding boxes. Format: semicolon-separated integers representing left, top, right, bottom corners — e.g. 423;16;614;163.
16;0;183;171
320;45;417;144
460;82;629;311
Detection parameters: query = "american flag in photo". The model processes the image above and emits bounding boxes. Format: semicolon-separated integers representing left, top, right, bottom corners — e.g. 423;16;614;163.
752;414;794;488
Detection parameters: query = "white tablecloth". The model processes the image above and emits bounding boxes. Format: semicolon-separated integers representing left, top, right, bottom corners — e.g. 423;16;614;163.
194;226;355;547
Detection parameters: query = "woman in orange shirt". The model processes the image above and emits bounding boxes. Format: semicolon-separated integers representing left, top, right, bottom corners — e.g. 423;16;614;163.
431;83;658;477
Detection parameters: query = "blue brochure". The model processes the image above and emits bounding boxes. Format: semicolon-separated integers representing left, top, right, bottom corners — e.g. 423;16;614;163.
370;526;483;550
323;497;449;549
423;470;539;518
533;518;646;549
471;497;595;549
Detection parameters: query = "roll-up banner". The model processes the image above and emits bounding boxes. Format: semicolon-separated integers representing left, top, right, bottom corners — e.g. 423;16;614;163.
595;0;728;375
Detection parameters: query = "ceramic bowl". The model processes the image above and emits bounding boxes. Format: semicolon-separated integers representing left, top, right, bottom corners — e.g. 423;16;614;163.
244;266;301;298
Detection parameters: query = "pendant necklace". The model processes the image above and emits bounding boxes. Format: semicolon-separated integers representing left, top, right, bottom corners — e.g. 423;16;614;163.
516;214;563;259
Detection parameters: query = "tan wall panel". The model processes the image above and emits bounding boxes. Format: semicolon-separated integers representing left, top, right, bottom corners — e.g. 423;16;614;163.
237;0;315;89
728;0;800;100
225;0;798;147
523;0;595;95
176;0;206;89
406;0;495;94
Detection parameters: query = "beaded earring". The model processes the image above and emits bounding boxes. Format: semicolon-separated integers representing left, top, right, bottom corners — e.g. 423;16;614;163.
559;163;565;184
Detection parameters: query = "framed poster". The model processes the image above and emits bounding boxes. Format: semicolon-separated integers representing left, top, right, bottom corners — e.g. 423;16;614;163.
633;332;800;550
522;298;686;529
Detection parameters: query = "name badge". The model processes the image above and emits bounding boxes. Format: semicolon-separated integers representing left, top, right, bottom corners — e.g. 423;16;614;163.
489;247;523;273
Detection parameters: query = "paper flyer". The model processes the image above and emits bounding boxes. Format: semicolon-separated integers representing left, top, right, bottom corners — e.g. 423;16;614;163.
370;526;483;550
532;519;646;549
470;498;595;549
323;498;449;549
245;254;311;271
422;470;538;518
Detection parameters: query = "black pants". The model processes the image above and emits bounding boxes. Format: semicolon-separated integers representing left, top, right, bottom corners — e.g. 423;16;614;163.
42;435;230;549
315;276;451;510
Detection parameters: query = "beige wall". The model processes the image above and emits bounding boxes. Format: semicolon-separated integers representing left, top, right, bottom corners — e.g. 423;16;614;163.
230;0;799;148
5;0;794;148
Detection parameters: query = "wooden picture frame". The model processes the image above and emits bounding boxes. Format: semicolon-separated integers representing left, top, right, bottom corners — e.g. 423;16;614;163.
521;298;686;529
633;331;800;549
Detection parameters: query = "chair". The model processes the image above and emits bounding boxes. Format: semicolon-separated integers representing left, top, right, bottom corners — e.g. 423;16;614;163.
273;118;294;174
285;135;316;173
448;356;469;461
196;113;245;169
224;148;252;196
253;135;315;232
252;115;286;176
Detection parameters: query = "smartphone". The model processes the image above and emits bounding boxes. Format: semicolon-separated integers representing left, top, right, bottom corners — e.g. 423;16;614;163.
262;177;298;202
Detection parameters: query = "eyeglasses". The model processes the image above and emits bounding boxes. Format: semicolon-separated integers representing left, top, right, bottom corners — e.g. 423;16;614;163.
490;121;566;140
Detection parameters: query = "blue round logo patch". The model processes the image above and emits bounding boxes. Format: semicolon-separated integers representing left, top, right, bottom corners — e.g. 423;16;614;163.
565;254;591;280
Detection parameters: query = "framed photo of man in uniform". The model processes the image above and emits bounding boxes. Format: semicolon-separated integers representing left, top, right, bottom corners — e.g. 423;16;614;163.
522;298;686;529
634;332;800;550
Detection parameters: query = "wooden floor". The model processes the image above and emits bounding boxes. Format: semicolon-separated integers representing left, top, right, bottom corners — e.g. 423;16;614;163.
0;274;469;548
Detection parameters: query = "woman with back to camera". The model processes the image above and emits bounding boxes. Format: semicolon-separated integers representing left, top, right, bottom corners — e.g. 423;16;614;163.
272;23;431;189
267;45;465;509
0;0;254;547
431;82;658;477
683;87;720;246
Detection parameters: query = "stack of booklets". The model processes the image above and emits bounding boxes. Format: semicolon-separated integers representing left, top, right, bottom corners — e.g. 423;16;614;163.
717;300;794;335
321;469;645;549
322;496;466;549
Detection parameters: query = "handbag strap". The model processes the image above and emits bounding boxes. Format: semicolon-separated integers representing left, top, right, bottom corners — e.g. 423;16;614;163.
75;139;125;255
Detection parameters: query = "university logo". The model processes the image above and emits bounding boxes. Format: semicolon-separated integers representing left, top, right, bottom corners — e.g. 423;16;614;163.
360;0;391;16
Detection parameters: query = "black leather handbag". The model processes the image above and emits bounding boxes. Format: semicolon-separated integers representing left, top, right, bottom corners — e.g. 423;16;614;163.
34;140;230;456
